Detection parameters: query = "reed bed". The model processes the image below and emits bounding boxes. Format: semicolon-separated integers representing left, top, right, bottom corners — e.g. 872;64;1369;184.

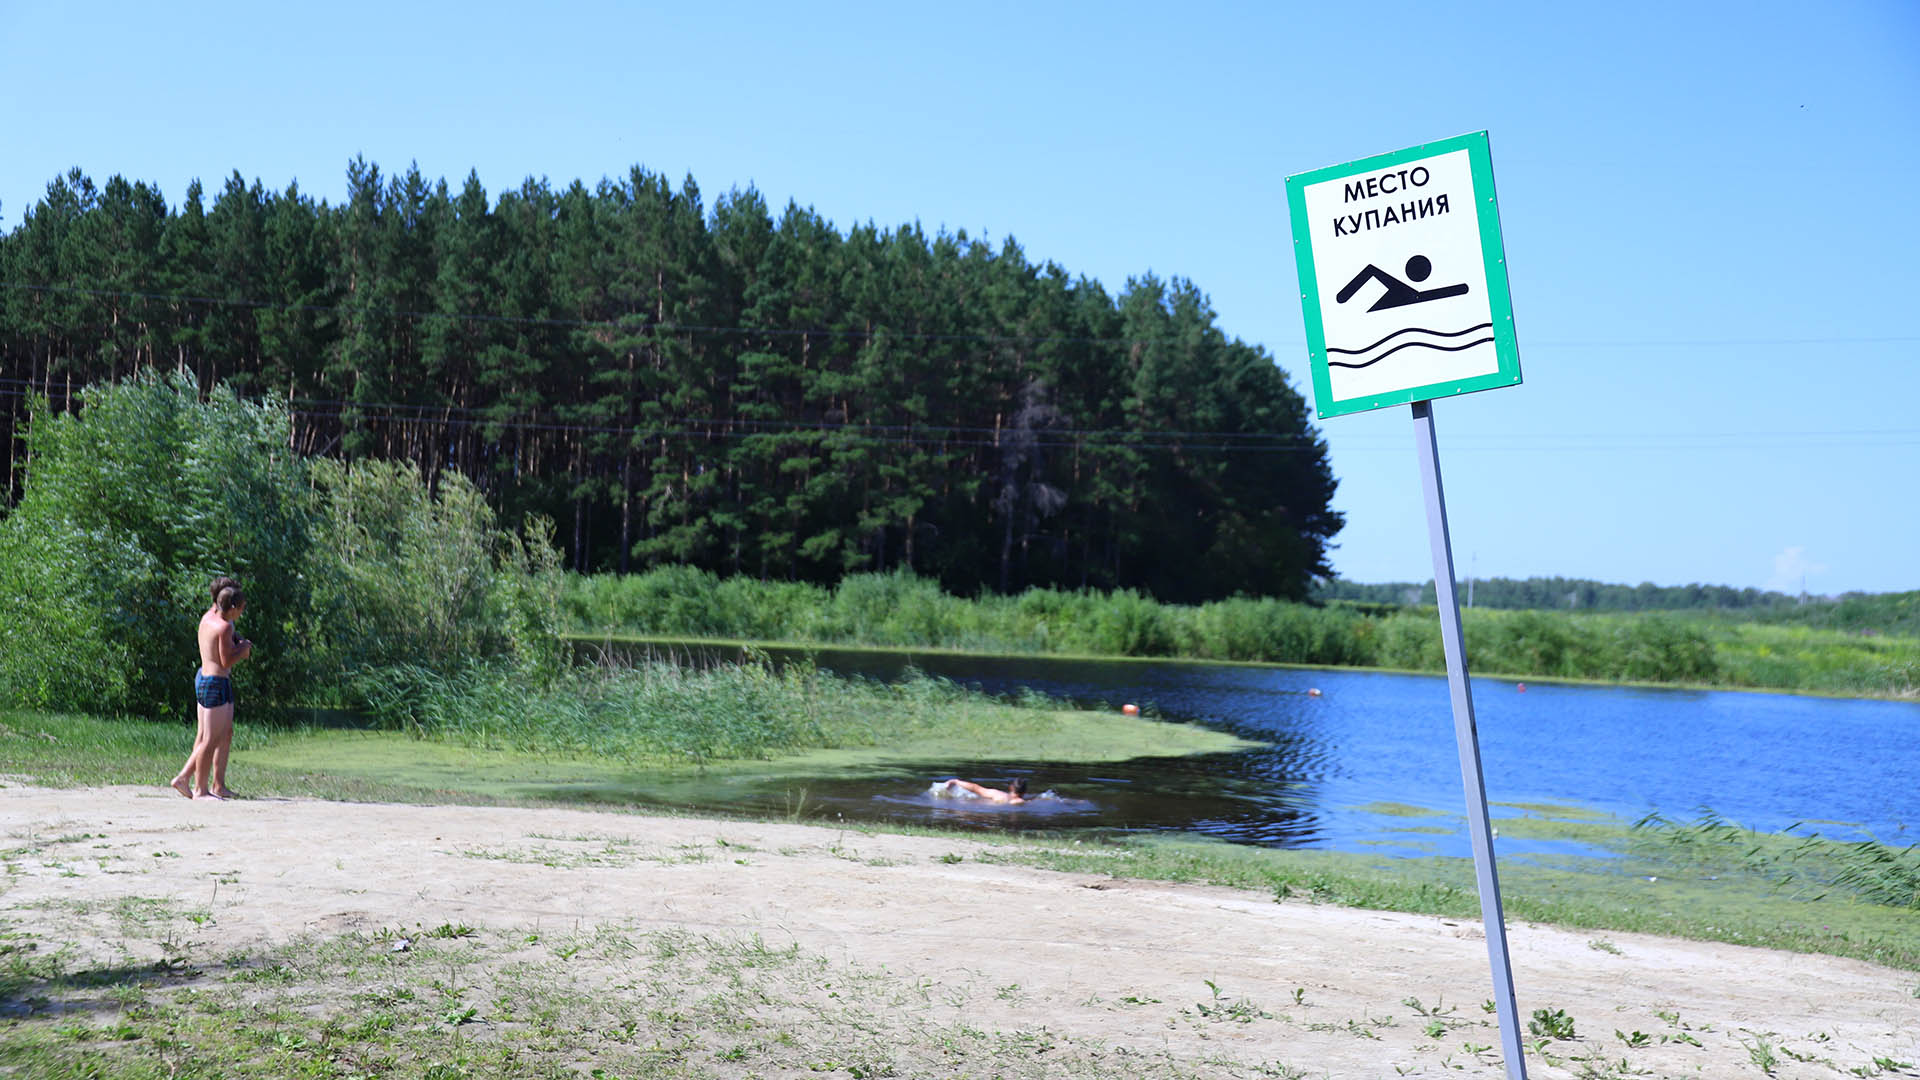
1633;810;1920;909
349;653;1005;766
563;568;1920;696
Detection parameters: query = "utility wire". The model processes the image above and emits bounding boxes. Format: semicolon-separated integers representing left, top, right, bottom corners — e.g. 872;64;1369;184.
0;280;1248;349
2;381;1915;452
0;378;1327;443
4;387;1913;455
0;387;1330;455
6;279;1919;349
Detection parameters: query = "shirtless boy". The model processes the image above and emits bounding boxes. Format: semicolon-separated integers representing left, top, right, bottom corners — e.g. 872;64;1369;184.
170;581;251;800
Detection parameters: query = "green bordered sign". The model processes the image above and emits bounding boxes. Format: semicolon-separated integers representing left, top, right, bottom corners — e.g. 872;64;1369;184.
1286;131;1521;419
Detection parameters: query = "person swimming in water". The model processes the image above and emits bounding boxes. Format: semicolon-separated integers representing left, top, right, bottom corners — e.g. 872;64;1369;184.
935;777;1029;805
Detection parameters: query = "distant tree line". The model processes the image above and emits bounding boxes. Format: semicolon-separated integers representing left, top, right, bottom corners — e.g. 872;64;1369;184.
1321;576;1919;638
0;162;1340;602
1316;575;1806;612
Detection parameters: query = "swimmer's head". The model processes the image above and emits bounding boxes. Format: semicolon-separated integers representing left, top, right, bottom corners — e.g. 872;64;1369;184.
1010;778;1028;798
1405;255;1432;282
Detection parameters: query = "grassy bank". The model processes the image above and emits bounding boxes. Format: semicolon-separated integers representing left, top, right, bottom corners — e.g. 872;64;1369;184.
563;568;1920;698
985;815;1920;973
0;652;1255;800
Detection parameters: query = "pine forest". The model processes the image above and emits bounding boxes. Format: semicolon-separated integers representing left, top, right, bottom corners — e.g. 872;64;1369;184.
0;162;1341;602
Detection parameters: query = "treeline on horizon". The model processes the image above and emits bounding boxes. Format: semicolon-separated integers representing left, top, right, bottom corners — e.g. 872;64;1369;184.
0;161;1340;603
1316;576;1920;637
1319;575;1800;611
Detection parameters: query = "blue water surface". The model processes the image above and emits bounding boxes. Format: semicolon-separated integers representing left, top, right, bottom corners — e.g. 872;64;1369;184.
791;650;1919;856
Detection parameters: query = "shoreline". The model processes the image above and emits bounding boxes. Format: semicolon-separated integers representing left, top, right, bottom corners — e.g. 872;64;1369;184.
7;706;1916;975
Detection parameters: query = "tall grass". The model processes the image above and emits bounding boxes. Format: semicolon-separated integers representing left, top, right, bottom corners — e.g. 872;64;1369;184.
565;569;1376;665
563;568;1919;695
1744;589;1920;638
351;654;999;766
1634;811;1920;909
1709;622;1920;697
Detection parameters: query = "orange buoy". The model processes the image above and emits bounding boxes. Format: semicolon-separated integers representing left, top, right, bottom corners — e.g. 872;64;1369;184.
1121;703;1140;716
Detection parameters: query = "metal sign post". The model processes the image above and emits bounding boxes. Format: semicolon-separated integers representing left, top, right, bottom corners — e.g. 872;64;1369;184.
1414;398;1527;1078
1285;132;1529;1078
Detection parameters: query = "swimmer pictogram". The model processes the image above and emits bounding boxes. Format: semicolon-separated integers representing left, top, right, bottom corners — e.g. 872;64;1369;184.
1284;132;1520;418
1335;255;1469;312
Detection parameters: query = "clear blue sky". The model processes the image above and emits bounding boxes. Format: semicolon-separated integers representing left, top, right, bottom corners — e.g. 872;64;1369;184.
3;0;1915;594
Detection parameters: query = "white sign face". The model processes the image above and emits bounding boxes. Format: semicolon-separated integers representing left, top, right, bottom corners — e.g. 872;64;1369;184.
1285;132;1520;419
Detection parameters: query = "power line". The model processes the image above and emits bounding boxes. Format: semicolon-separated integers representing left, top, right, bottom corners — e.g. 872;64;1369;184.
4;388;1913;457
0;280;1243;350
0;387;1330;455
3;380;1915;452
6;279;1919;350
0;378;1328;443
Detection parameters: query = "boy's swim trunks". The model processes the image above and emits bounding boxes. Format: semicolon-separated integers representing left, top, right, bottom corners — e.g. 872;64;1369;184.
194;673;233;709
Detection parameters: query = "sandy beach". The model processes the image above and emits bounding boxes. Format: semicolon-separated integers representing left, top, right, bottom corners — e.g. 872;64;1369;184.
3;784;1915;1078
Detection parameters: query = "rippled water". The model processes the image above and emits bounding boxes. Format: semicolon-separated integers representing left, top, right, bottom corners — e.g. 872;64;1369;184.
596;643;1920;856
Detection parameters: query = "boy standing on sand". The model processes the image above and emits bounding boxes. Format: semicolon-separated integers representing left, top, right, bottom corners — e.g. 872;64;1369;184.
170;581;251;800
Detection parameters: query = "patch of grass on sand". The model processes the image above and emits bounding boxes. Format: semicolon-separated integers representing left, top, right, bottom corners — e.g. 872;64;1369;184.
983;829;1920;972
0;919;1311;1079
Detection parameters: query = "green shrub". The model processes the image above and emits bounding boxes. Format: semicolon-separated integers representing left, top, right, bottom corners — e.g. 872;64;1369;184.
821;570;961;645
1470;610;1593;677
1372;611;1444;671
710;575;824;640
1076;588;1176;656
0;374;563;717
1609;614;1719;683
1187;597;1374;665
308;457;564;682
0;373;318;715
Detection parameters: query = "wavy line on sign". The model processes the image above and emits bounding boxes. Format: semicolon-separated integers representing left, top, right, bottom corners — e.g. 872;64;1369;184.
1328;336;1495;369
1326;322;1493;356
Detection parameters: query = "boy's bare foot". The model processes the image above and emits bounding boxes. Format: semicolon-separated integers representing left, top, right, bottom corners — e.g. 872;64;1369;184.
212;788;236;800
170;776;193;799
194;791;226;801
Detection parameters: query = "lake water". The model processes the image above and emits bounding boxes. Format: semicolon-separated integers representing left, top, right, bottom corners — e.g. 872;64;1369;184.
595;643;1920;858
